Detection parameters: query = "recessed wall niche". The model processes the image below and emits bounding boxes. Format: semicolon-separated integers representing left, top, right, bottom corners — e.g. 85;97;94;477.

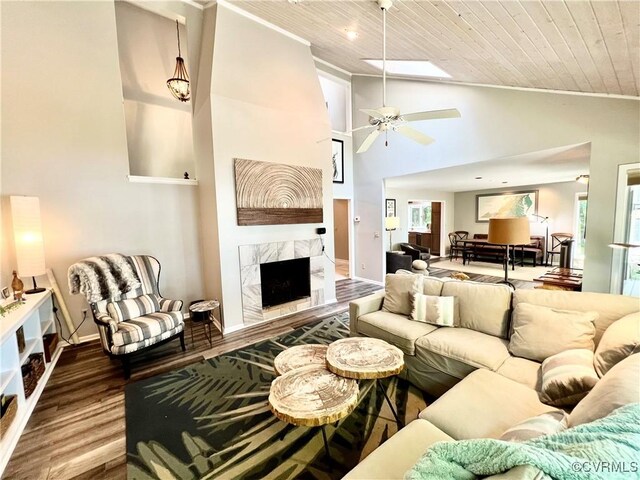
115;2;195;180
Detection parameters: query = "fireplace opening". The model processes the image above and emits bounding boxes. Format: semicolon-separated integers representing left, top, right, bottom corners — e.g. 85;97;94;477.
260;257;310;309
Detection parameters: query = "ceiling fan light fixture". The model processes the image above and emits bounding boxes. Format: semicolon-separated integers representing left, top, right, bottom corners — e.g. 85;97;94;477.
363;59;452;78
346;30;359;40
167;20;190;102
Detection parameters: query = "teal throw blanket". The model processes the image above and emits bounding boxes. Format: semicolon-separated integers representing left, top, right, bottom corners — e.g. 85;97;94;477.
406;403;640;480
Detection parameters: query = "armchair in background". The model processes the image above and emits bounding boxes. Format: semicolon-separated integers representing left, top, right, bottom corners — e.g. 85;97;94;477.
399;243;431;267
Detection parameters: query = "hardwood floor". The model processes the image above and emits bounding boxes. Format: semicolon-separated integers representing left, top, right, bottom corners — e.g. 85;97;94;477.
4;279;381;480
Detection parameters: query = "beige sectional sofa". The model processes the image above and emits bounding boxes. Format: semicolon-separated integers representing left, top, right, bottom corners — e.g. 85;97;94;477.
345;276;640;479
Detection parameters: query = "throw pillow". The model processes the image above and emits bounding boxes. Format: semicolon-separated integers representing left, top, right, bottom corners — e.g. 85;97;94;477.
107;294;160;322
499;410;568;442
540;349;599;407
594;312;640;377
411;294;455;327
569;352;640;427
412;259;428;271
508;303;598;362
382;273;423;317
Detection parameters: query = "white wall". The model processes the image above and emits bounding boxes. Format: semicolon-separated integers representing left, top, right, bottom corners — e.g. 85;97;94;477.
200;4;335;331
1;1;205;339
352;76;639;292
454;181;587;240
384;187;455;255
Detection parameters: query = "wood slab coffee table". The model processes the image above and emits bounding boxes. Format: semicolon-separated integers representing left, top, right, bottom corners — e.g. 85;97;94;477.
269;363;358;458
273;344;328;376
326;337;405;425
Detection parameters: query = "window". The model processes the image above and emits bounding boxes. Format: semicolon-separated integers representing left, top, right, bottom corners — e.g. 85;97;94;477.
573;193;588;268
611;165;640;295
409;201;432;231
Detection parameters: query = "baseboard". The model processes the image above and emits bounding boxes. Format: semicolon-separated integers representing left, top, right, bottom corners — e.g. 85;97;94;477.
352;276;384;286
59;333;100;348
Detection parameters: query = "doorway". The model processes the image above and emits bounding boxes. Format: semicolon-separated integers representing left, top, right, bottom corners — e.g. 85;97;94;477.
333;199;350;279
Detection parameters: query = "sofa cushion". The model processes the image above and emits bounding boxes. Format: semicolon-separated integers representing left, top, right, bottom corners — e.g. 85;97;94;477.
499;410;568;442
357;311;438;356
411;294;455;327
496;356;542;391
423;276;448;296
414;328;510;380
420;369;556;439
382;273;423;316
441;281;512;338
513;289;640;344
112;311;183;347
508;303;597;362
594;312;640;377
540;349;599;407
569;353;640;426
342;419;453;480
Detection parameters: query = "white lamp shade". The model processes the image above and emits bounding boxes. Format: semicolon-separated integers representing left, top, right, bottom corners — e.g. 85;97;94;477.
385;216;400;230
488;217;531;245
10;196;46;277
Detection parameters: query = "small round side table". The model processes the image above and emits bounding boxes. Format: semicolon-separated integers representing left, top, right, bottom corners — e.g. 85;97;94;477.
188;300;222;346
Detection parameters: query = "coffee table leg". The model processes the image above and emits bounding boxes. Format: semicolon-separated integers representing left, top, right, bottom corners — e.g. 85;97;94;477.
321;425;332;462
377;379;402;426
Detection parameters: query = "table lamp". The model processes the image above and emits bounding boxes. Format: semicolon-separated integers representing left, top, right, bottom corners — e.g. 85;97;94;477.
488;217;530;288
385;216;400;251
10;196;46;294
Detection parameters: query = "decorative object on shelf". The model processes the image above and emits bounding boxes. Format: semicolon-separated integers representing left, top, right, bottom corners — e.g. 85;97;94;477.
29;353;46;380
385;198;396;217
21;364;37;399
385;216;399;248
1;287;9;299
10;196;46;294
184;171;190;179
43;333;59;362
332;139;344;184
10;271;24;301
0;301;21;318
166;20;190;102
234;158;323;225
16;327;26;353
0;394;18;439
488;216;531;288
476;190;538;223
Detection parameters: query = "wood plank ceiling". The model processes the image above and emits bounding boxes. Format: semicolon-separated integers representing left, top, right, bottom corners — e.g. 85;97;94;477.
227;0;640;97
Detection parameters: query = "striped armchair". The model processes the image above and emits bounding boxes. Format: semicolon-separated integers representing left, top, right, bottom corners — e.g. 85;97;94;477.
69;255;185;379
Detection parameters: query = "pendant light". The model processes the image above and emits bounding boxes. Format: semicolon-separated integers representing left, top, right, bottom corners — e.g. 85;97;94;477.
166;20;190;102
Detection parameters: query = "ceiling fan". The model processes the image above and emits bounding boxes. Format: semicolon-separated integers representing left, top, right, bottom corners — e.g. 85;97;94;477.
353;0;461;153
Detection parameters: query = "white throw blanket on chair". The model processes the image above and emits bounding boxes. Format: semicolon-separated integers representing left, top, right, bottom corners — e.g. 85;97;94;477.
68;254;141;303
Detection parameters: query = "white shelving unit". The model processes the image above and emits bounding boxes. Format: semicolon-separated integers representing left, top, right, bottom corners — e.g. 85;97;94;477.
0;290;62;475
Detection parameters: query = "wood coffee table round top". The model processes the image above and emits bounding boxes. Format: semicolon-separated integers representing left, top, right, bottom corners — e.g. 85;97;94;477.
273;344;328;376
326;337;404;380
269;365;359;427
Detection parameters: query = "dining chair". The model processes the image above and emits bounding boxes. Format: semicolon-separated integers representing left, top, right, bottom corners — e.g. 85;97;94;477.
546;233;574;266
448;233;467;262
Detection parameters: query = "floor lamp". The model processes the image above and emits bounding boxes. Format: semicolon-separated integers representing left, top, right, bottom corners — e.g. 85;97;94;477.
488;217;531;289
385;216;399;251
531;213;549;266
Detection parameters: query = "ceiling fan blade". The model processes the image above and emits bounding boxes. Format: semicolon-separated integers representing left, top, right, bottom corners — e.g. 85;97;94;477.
351;125;376;133
356;129;381;153
396;125;434;145
402;108;461;122
360;108;385;120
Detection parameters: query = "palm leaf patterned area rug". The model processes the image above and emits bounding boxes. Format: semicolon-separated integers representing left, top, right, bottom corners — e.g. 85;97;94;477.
126;313;430;480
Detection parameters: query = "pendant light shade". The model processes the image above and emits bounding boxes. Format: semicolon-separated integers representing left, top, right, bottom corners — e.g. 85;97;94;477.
167;20;190;102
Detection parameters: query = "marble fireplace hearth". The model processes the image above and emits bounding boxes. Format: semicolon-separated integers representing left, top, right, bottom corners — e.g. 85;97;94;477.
239;239;325;325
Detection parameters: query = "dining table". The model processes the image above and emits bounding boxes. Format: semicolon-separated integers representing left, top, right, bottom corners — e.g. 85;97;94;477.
458;238;528;270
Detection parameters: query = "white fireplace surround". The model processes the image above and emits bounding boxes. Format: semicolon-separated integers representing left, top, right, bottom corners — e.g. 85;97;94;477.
239;238;325;325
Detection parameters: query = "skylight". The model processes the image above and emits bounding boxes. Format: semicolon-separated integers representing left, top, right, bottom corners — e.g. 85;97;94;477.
363;59;452;78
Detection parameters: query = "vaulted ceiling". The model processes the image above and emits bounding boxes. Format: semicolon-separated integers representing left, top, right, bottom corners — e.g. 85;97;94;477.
227;0;639;97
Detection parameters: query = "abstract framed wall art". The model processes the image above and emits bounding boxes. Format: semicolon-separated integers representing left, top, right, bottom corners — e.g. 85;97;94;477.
476;190;538;223
385;199;396;217
234;159;323;225
332;139;344;184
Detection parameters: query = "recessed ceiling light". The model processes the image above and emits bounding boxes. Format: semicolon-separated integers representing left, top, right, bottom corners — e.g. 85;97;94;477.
475;176;483;180
346;30;359;41
363;59;452;78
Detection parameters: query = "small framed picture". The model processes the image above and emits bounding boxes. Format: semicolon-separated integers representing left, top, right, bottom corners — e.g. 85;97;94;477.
385;199;396;217
1;287;9;299
332;139;344;184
